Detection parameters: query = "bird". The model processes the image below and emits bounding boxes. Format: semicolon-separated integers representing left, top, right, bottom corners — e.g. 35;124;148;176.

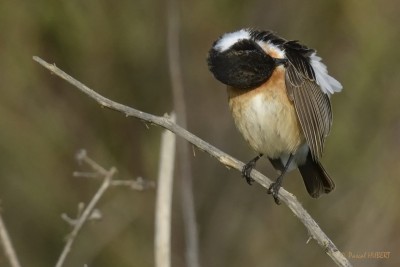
207;29;342;204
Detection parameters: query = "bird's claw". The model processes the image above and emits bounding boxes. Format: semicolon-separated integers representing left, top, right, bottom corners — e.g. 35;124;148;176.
242;163;255;185
268;182;282;205
241;154;263;185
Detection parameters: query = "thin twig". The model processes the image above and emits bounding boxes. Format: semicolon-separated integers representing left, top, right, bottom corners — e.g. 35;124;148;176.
76;149;108;175
111;178;154;190
155;114;177;267
166;1;200;266
56;150;152;267
33;56;352;267
55;152;116;267
0;212;22;267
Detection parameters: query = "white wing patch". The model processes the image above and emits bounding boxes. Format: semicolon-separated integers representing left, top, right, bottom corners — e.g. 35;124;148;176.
310;52;343;95
213;29;251;52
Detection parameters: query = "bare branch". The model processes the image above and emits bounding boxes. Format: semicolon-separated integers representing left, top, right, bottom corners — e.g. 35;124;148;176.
76;149;108;175
33;56;352;267
110;178;154;190
55;164;116;267
0;212;22;267
155;114;177;267
56;151;152;267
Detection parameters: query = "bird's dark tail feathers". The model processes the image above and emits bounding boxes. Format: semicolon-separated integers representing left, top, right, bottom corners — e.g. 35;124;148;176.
298;152;335;198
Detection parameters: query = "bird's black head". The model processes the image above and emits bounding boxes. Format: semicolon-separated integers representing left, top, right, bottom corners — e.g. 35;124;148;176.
207;32;285;90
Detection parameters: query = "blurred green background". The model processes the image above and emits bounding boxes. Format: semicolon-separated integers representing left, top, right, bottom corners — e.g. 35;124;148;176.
1;0;399;266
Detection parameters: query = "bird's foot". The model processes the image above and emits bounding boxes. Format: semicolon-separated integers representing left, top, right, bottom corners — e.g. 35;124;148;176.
241;154;263;185
268;179;282;205
242;161;256;185
267;154;294;205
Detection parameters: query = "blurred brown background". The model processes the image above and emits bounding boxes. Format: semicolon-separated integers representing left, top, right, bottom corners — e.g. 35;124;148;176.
1;0;399;266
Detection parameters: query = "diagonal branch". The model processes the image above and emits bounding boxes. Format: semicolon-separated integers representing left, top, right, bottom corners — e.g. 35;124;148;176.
33;56;352;267
55;156;117;267
56;150;152;267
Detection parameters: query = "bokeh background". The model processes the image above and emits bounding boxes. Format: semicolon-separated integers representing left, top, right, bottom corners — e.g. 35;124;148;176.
1;0;399;266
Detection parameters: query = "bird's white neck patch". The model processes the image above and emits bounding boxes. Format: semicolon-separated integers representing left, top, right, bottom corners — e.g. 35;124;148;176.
213;29;251;52
256;41;285;58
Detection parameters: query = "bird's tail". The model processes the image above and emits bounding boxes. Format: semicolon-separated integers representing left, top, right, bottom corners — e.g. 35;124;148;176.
298;152;335;198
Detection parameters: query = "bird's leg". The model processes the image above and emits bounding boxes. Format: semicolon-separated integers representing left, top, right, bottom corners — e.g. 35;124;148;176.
268;154;295;204
242;154;263;185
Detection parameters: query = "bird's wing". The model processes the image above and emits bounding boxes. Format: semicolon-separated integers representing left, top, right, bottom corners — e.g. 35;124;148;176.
283;40;332;161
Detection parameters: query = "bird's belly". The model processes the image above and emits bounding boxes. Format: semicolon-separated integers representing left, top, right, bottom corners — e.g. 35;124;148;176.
228;85;304;158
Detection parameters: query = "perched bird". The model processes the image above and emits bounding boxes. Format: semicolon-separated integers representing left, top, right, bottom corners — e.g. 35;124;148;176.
207;29;342;204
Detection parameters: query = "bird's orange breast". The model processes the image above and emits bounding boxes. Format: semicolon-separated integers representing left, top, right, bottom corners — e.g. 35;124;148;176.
227;66;304;158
